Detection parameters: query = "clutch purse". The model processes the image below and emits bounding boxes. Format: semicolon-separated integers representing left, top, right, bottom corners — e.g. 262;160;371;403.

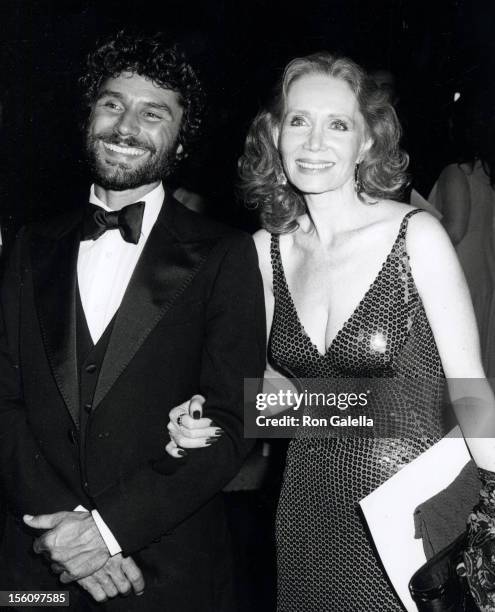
409;533;479;611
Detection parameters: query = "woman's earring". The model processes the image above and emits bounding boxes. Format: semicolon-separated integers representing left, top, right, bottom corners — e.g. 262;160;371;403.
354;163;363;195
277;172;287;186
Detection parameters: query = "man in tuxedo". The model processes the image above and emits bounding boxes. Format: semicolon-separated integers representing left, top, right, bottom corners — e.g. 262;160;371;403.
0;32;265;610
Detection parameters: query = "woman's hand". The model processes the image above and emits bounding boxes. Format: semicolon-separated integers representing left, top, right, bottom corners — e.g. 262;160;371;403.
165;395;223;458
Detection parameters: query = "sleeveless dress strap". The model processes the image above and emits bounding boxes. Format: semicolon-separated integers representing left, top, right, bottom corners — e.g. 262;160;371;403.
270;232;280;258
397;208;426;240
270;233;282;288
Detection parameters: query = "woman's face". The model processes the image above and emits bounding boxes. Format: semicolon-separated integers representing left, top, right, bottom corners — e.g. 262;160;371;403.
278;73;370;196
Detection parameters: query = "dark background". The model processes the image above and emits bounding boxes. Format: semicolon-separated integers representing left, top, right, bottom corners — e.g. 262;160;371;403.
0;0;494;235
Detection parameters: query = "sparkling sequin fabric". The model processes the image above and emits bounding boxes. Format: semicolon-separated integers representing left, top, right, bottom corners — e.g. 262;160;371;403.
270;209;445;612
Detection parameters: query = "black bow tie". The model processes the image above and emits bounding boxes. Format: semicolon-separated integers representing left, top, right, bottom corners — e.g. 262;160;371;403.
81;202;145;244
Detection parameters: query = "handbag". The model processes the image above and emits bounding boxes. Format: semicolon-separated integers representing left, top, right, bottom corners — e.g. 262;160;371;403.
409;533;479;611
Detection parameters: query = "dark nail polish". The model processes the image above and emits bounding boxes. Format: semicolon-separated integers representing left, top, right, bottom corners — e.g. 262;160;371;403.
192;410;201;420
206;437;219;444
177;449;188;456
214;428;224;436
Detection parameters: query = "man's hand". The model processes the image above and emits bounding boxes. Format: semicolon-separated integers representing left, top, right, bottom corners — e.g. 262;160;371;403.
75;554;145;602
24;511;110;581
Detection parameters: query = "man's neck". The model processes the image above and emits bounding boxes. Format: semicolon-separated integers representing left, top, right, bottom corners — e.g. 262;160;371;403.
94;181;161;210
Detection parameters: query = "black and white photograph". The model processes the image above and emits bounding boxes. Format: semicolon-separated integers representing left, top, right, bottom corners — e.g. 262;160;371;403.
1;1;495;610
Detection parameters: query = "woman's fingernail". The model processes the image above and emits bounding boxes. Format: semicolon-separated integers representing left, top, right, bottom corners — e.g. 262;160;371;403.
177;449;188;456
206;437;219;444
192;410;201;420
215;428;224;435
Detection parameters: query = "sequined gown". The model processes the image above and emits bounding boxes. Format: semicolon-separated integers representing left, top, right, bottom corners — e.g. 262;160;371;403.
269;210;445;612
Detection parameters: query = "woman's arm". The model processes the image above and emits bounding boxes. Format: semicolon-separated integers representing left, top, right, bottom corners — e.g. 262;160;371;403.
407;212;495;469
165;230;296;456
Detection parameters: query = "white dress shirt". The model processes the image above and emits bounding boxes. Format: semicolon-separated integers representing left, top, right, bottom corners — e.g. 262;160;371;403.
76;182;164;555
78;182;164;344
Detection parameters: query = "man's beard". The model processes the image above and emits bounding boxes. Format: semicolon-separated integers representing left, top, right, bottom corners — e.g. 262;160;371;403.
85;130;178;191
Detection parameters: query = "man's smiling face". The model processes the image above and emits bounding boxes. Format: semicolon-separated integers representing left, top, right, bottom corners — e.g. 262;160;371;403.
86;71;184;191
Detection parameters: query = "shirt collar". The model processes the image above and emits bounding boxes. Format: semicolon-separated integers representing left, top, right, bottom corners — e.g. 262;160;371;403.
88;182;165;240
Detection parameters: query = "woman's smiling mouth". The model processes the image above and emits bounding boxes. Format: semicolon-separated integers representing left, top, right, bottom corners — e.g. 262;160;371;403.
295;159;335;171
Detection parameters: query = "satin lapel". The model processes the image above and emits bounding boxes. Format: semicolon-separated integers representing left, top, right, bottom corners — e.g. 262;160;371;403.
31;221;81;427
93;205;212;409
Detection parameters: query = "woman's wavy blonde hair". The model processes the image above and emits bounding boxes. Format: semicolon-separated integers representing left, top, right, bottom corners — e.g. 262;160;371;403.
238;52;409;233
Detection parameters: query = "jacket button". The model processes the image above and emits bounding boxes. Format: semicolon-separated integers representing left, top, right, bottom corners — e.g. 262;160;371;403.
83;481;89;489
85;364;97;373
84;403;92;414
67;429;77;445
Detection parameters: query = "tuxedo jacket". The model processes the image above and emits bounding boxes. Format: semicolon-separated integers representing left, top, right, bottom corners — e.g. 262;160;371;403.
0;193;266;611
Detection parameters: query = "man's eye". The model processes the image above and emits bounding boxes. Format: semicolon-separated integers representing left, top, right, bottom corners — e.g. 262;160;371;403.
144;112;162;120
103;101;121;110
330;119;348;131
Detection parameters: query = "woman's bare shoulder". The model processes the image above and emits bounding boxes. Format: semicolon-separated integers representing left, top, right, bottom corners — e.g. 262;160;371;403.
252;229;273;282
405;207;449;250
400;210;456;282
253;229;271;258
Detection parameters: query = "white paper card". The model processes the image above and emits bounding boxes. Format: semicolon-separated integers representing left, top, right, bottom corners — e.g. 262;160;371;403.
359;429;471;611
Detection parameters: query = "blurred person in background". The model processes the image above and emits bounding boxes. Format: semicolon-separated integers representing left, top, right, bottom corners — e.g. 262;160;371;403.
429;85;495;378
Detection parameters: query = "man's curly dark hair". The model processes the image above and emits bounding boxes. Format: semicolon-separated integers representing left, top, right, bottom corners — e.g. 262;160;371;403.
79;30;205;161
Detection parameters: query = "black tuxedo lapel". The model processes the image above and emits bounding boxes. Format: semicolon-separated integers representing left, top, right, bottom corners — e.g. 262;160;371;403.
93;196;215;409
31;212;83;427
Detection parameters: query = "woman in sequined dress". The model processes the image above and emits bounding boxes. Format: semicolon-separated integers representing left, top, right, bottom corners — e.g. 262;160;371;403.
165;54;495;611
